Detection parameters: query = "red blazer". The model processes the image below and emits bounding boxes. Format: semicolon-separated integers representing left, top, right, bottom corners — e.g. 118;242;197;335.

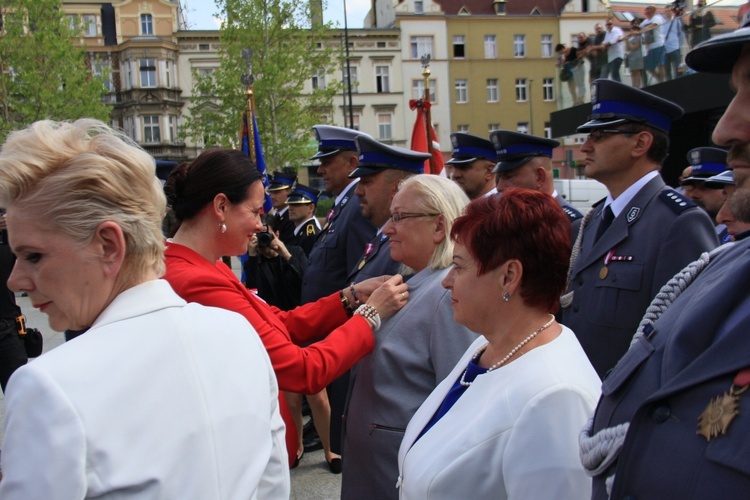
164;242;375;466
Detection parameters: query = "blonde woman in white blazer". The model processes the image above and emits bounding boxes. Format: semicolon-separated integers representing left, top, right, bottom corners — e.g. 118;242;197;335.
0;120;288;499
397;190;600;499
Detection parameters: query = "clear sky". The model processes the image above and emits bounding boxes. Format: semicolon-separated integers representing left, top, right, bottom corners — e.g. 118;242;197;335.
180;0;371;31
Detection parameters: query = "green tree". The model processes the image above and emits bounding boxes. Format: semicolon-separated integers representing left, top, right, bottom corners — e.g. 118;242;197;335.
181;0;341;169
0;0;111;143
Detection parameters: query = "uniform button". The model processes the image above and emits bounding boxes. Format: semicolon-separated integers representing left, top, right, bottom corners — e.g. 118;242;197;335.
651;404;671;423
573;305;579;313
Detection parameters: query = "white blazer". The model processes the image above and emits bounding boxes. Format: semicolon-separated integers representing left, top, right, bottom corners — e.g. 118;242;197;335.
397;327;600;499
0;280;289;499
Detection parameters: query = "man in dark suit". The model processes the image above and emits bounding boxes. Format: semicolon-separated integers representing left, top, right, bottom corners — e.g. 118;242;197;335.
446;133;497;200
300;125;376;472
346;136;428;285
267;171;297;245
286;183;321;257
558;79;718;378
491;130;583;229
581;22;750;497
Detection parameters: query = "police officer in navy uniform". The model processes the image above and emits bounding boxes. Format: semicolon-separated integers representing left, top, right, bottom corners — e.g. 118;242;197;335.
681;147;730;240
346;136;428;285
301;125;377;469
267;171;297;245
446;133;497;199
558;79;718;378
582;21;750;497
286;183;321;257
490;130;583;232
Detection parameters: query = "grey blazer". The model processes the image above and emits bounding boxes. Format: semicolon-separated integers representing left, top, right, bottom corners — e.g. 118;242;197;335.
340;267;478;500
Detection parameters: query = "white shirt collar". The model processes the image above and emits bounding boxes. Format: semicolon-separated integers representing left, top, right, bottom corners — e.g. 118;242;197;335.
605;170;659;217
335;179;359;206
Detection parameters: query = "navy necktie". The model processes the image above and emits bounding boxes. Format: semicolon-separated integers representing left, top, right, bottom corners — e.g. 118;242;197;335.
594;205;615;242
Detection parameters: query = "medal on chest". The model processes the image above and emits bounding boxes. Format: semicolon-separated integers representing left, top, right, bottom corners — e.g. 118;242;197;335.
357;242;375;270
697;368;750;441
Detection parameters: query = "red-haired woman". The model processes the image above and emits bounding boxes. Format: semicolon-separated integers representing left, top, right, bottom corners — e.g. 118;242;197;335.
397;189;600;499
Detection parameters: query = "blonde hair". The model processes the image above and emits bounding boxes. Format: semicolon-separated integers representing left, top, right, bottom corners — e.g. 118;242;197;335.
0;119;166;281
395;174;470;271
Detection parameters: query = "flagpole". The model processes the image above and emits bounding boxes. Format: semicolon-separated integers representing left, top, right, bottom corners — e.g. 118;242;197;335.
421;55;436;174
245;87;257;163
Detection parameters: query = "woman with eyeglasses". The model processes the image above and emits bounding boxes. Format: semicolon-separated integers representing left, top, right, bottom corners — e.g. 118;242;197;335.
162;148;408;469
340;175;478;500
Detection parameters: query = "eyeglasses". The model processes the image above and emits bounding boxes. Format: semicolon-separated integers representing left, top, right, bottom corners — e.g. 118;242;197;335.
388;212;440;224
587;129;636;142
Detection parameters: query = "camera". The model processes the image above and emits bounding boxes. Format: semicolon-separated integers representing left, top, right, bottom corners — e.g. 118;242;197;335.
257;228;274;248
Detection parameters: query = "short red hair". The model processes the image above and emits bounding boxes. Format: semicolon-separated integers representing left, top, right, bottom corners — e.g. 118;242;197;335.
450;189;572;312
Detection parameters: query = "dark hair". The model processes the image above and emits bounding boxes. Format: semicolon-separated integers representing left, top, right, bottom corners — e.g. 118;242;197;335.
555;43;565;52
620;124;670;164
450;189;571;313
164;148;262;222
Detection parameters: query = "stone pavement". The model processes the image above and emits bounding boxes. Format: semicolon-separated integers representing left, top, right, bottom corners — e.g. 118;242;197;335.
0;256;342;499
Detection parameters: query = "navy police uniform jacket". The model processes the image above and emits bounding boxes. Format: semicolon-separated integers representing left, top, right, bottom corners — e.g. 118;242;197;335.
347;232;400;285
301;183;376;303
294;219;319;257
559;175;718;377
591;236;750;499
275;209;296;246
556;193;584;236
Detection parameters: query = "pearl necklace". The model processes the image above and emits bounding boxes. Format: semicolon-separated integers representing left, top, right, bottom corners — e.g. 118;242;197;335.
459;314;556;387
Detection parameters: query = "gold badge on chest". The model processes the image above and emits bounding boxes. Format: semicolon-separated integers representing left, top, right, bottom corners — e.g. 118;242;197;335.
697;369;750;441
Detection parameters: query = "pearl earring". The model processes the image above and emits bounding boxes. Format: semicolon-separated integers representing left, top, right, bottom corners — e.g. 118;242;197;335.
503;292;510;302
220;222;227;233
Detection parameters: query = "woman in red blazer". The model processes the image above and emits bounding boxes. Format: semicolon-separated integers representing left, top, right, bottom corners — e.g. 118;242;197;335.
162;149;407;469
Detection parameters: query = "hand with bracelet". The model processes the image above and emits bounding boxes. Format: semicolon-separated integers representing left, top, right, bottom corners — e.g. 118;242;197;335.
343;275;408;328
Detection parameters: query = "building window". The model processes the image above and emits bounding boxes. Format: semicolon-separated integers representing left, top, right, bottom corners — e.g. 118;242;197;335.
412;79;437;102
515;78;528;102
453;35;465;58
543;78;555;101
457;124;469;132
410;36;434;59
82;14;96;37
124;116;135;140
377;113;392;140
415;0;424;14
455;79;468;103
343;65;358;93
141;14;153;35
140;59;157;88
376;65;390;93
542;35;553;58
489;123;500;132
514;35;526;58
122;61;132;90
484;35;497;59
351;114;361;131
486;79;499;102
169;116;179;142
65;14;76;30
165;60;171;89
91;56;113;92
312;70;326;90
199;44;210;51
544;122;552;139
517;122;529;134
143;115;161;143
